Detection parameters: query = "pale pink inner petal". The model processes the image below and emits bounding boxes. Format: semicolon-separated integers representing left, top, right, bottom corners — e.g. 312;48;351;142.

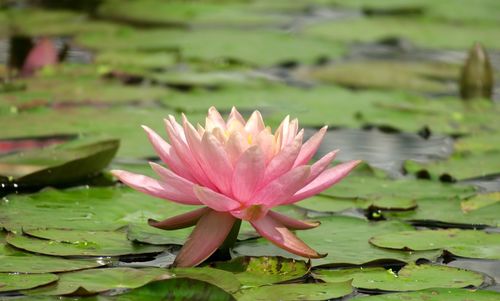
231;146;265;203
225;131;250;166
199;133;234;195
174;210;236;267
227;107;246;126
193;185;242;212
262;131;303;185
250;214;324;258
286;160;362;204
255;128;276;164
111;170;201;205
244;110;265;136
205;106;226;132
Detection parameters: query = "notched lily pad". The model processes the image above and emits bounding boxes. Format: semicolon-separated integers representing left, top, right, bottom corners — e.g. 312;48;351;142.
315;263;484;291
0;137;119;189
6;229;165;257
370;229;500;260
214;256;310;287
0;273;58;292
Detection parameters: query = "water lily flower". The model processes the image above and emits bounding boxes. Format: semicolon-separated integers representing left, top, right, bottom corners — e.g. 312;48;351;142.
112;107;360;267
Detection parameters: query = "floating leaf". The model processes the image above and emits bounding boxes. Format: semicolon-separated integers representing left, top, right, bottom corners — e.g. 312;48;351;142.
370;229;500;260
214;257;310;288
0;137;119;188
6;229;165;257
315;263;483;291
0;273;58;292
350;287;500;301
169;267;241;293
235;281;353;301
461;193;500;213
115;278;236;301
27;267;170;295
234;216;441;266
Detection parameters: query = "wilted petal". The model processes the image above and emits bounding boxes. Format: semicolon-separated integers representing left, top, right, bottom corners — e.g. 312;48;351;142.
252;165;310;207
251;214;325;258
245;110;265;136
267;211;320;230
232;146;265;203
142;125;196;182
287;160;362;204
148;207;210;230
200;132;233;195
262;131;303;184
174;210;236;267
193;185;242;212
294;126;327;167
150;162;198;200
111;170;201;205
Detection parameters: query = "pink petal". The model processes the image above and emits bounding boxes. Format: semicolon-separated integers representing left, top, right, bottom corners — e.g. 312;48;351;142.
142;125;196;182
306;150;338;183
267;211;320;230
205;106;226;131
262;131;303;185
165;119;216;190
111;170;201;205
294;126;327;167
149;162;198;200
245;110;265;136
193;185;242;212
274;115;290;150
252;165;311;207
199;132;233;195
284;118;299;146
231;146;265;202
227;107;246;126
22;37;58;76
255;128;275;163
226;131;249;166
174;211;236;267
286;160;362;204
251;214;325;258
148;207;210;230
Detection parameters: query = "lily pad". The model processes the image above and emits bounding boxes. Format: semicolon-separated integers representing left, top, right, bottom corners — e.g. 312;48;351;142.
0;273;58;292
27;267;171;295
298;194;417;213
315;263;484;291
6;229;165;257
169;267;241;293
234;216;441;266
115;278;236;301
461;192;500;213
370;229;500;259
76;28;345;66
214;256;310;288
235;280;353;301
0;186;195;232
127;222;192;246
0;137;119;188
350;287;500;301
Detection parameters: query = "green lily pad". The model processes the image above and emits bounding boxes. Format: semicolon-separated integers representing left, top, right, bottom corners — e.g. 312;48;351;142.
6;229;165;257
95;50;177;73
370;229;500;260
298;194;417;213
115;278;236;301
214;257;310;288
0;273;58;292
315;263;484;291
350;288;500;301
305;17;500;50
169;267;241;293
76;28;345;66
234;216;441;266
27;267;171;295
461;193;500;213
127;222;191;246
295;60;459;93
404;151;500;181
0;186;195;232
0;137;119;188
235;280;353;301
386;195;500;227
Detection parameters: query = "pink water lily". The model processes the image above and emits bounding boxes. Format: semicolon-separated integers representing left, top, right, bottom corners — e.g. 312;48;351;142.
112;107;360;267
